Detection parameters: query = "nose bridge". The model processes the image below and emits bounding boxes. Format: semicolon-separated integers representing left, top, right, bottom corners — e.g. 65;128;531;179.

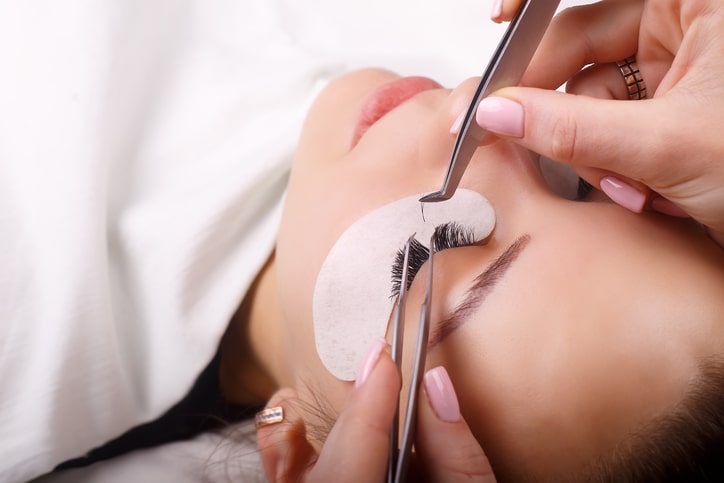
397;80;548;222
445;150;550;257
422;140;545;213
416;78;481;173
415;76;546;201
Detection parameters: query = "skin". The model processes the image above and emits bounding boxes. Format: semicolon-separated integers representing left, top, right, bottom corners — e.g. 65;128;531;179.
221;68;724;480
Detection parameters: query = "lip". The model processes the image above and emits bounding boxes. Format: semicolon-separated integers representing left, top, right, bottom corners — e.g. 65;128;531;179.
351;76;442;147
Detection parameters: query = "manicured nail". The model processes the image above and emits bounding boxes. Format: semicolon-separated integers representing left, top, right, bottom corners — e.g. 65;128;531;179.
475;96;524;138
355;337;387;388
450;111;465;134
490;0;503;20
651;196;690;218
600;176;646;213
423;366;461;423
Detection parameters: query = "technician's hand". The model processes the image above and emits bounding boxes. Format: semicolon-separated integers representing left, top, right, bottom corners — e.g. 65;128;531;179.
256;339;496;482
480;0;724;246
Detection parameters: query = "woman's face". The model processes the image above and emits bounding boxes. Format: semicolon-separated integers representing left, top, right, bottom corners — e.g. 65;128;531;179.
274;68;724;479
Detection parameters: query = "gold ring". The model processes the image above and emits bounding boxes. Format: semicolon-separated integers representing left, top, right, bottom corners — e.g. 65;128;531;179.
616;56;647;100
255;406;285;429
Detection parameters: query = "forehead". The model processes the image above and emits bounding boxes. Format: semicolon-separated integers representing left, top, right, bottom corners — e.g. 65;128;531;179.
432;207;724;477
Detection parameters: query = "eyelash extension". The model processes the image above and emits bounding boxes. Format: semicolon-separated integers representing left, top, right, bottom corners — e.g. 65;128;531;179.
577;177;594;200
431;221;477;252
389;222;478;298
390;237;429;299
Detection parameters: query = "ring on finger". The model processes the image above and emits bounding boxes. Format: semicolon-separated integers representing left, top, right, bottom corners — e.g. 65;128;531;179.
615;56;647;100
255;406;285;429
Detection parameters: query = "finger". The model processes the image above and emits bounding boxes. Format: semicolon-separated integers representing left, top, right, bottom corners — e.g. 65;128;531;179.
490;86;724;233
474;87;674;183
650;195;690;218
574;165;653;214
707;227;724;248
521;0;644;90
491;0;524;23
415;367;497;483
256;388;318;482
566;62;632;101
308;339;401;483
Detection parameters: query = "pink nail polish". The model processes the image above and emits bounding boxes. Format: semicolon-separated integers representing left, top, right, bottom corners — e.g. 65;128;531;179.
490;0;503;20
475;97;524;138
651;196;690;218
423;367;461;423
599;176;646;213
450;111;465;134
355;337;387;388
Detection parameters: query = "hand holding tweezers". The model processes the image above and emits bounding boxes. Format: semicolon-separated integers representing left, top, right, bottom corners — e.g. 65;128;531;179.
420;0;561;203
388;236;434;483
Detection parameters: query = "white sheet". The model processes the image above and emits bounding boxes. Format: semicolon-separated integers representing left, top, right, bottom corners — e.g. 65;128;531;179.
31;421;264;483
0;1;587;481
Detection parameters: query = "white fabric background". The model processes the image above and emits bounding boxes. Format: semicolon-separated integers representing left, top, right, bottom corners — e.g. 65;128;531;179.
32;421;265;483
0;1;587;481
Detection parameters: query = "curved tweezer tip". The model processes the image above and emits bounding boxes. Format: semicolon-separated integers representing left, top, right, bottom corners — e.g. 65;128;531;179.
418;108;480;204
419;190;451;203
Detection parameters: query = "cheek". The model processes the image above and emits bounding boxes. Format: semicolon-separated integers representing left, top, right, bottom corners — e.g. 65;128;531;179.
275;166;350;319
274;166;381;389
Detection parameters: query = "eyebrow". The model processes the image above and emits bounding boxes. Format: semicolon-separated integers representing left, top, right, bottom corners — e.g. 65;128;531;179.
427;234;531;349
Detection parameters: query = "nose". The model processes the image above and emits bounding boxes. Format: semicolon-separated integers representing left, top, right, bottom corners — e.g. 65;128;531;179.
418;77;549;217
417;77;483;173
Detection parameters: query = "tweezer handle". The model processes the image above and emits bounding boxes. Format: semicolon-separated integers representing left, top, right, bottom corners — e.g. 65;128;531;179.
388;238;412;483
393;248;433;483
420;0;561;202
393;300;431;483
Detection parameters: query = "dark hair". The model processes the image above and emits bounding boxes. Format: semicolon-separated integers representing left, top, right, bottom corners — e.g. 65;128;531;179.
585;356;724;482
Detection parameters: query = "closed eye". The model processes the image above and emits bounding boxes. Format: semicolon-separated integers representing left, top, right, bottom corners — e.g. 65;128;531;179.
539;157;594;201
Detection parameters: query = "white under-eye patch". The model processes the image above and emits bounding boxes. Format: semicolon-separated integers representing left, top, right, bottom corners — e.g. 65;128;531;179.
312;189;496;381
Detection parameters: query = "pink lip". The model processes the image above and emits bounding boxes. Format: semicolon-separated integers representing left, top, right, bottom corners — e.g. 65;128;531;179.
351;76;442;146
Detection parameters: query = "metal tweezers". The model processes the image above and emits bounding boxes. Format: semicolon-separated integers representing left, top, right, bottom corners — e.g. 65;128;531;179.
388;235;434;483
420;0;561;203
387;3;561;479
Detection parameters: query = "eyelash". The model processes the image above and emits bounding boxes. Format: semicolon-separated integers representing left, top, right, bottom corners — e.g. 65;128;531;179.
387;178;591;298
577;177;594;200
390;222;478;298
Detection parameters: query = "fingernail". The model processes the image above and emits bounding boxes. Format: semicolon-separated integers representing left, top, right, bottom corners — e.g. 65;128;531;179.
490;0;503;20
450;111;465;134
599;176;646;213
475;97;524;138
355;337;387;388
423;366;461;423
651;196;690;218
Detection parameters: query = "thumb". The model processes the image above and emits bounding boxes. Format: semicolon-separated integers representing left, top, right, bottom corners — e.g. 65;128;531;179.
475;87;675;183
309;338;400;483
415;366;497;483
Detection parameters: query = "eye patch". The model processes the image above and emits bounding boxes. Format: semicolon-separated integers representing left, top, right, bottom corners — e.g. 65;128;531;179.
312;189;495;380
